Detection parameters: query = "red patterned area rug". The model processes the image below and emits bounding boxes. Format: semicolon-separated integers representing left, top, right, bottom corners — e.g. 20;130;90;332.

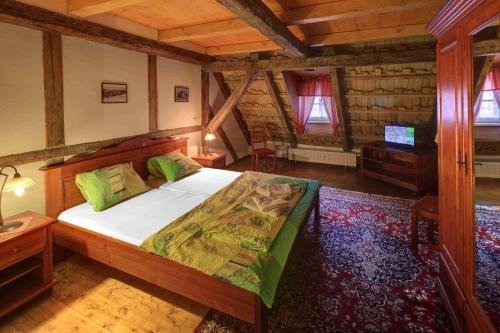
195;187;452;333
196;187;451;333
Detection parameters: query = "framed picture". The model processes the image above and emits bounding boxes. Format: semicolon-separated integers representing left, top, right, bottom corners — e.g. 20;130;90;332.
174;86;189;102
102;82;128;103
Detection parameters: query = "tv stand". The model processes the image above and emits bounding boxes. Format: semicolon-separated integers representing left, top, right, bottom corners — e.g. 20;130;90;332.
360;142;437;193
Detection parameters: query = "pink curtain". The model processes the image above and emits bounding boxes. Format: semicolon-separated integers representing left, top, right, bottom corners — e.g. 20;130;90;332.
295;76;340;136
296;96;315;134
476;66;500;119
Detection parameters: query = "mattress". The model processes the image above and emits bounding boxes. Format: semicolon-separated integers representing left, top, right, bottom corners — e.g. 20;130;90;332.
58;168;242;246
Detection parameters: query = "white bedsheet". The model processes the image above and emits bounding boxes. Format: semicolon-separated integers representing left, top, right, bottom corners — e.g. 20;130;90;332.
58;168;242;246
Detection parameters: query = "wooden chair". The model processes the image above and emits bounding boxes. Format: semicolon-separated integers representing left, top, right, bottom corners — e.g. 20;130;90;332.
410;195;439;255
251;125;276;172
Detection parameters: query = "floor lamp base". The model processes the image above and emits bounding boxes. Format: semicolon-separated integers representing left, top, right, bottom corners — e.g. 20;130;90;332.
0;220;24;233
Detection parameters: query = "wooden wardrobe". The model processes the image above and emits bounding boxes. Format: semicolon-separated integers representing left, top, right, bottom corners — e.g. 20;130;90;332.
428;1;499;332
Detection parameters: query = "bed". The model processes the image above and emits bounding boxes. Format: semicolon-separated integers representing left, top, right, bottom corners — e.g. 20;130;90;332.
43;136;321;332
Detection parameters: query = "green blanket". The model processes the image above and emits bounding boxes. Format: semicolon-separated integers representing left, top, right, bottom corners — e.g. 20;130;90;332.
141;171;321;308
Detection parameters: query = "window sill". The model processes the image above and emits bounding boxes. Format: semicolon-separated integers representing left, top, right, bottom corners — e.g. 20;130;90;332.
307;121;330;124
475;123;500;127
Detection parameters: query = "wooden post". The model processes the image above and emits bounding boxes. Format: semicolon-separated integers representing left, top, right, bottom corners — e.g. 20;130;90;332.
209;107;239;162
330;68;350;152
43;31;64;164
473;55;494;103
201;71;210;154
213;72;251;144
262;71;297;147
148;55;158;132
206;70;256;134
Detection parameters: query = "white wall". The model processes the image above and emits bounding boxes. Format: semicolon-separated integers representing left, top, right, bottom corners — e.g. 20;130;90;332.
0;22;203;218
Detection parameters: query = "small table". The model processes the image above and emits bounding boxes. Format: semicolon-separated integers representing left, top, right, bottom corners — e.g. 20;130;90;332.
192;152;227;169
0;211;58;318
411;196;439;255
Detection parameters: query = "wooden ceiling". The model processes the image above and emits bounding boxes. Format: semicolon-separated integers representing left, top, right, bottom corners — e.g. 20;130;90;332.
49;0;446;56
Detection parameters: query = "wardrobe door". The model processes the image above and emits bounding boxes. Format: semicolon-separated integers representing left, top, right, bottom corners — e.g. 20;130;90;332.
436;32;466;329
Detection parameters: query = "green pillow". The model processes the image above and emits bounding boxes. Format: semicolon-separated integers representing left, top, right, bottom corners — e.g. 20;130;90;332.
147;156;183;182
76;163;150;212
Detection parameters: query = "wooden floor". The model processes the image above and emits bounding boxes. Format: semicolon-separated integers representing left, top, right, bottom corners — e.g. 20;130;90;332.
0;157;495;333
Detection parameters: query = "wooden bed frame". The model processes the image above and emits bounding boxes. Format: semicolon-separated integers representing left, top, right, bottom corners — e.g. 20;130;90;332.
43;136;320;332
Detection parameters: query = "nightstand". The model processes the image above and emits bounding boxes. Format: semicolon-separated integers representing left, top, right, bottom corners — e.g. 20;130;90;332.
0;211;57;318
192;152;227;169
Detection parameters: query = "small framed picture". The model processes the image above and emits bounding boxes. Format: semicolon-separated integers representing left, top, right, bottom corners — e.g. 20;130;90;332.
102;82;128;103
175;86;189;102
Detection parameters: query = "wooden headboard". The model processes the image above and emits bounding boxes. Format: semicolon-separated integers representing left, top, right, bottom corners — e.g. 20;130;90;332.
42;136;188;218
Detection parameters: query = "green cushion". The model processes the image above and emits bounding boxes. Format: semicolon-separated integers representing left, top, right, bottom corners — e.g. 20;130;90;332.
76;163;150;212
147;156;183;182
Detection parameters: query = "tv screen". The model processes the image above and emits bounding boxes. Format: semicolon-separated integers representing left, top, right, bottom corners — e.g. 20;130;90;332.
385;125;415;146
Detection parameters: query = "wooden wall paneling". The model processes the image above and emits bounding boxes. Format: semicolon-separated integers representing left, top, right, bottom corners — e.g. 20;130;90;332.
213;72;251;144
201;70;210;154
209;107;239;162
0;126;201;167
213;0;310;57
203;48;436;72
148;55;158;132
43;31;64;165
207;70;256;134
262;71;297;146
0;0;212;65
330;68;350;152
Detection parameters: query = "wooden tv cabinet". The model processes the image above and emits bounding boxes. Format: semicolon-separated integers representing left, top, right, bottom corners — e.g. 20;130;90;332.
360;142;437;193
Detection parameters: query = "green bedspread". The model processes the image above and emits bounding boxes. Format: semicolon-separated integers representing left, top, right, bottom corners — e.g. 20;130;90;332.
141;171;321;308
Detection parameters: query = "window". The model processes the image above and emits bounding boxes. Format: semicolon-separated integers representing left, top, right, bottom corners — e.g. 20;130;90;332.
308;96;330;123
477;91;500;124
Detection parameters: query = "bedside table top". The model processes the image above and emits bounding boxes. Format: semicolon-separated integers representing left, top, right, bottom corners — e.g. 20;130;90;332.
193;152;226;161
0;211;56;243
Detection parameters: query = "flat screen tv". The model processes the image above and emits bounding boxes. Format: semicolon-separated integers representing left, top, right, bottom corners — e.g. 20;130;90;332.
384;124;415;147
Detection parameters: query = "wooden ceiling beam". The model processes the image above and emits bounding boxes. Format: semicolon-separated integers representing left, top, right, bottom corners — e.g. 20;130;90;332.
203;48;436;72
207;70;257;134
330;69;350;152
214;0;310;57
159;0;442;43
473;38;500;57
207;41;278;56
68;0;147;17
0;0;212;65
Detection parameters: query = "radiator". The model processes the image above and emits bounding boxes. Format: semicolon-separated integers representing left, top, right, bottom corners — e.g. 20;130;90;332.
288;148;357;167
475;161;500;178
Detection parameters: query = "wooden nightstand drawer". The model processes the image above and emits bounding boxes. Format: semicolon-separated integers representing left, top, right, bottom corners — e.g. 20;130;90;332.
0;229;46;270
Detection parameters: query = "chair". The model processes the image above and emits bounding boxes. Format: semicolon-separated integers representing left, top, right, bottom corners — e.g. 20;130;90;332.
410;195;439;255
251;125;276;172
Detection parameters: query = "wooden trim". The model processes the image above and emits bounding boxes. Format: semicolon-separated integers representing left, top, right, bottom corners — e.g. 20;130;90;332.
209;107;239;162
201;71;210;154
202;48;436;72
207;70;256;134
0;0;212;65
43;31;64;155
427;0;482;37
262;71;297;146
0;126;201;167
214;0;309;57
213;72;251;145
330;69;350;152
148;55;158;132
68;0;148;17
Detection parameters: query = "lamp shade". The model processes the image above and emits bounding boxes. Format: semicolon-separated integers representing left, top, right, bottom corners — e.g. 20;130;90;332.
3;176;35;195
204;133;216;141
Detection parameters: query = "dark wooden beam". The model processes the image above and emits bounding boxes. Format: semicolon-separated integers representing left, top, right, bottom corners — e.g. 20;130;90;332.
148;55;158;132
0;0;212;65
207;70;257;134
214;0;309;57
262;71;297;146
209;107;239;162
203;48;436;72
43;32;64;165
330;69;350;152
0;126;201;167
201;70;210;154
473;38;500;57
213;72;251;144
473;56;494;104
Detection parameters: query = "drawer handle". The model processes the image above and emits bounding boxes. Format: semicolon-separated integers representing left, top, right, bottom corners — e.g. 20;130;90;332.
12;246;22;253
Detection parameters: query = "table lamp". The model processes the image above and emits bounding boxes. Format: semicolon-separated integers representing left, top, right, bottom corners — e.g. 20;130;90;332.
204;132;216;155
0;165;35;233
